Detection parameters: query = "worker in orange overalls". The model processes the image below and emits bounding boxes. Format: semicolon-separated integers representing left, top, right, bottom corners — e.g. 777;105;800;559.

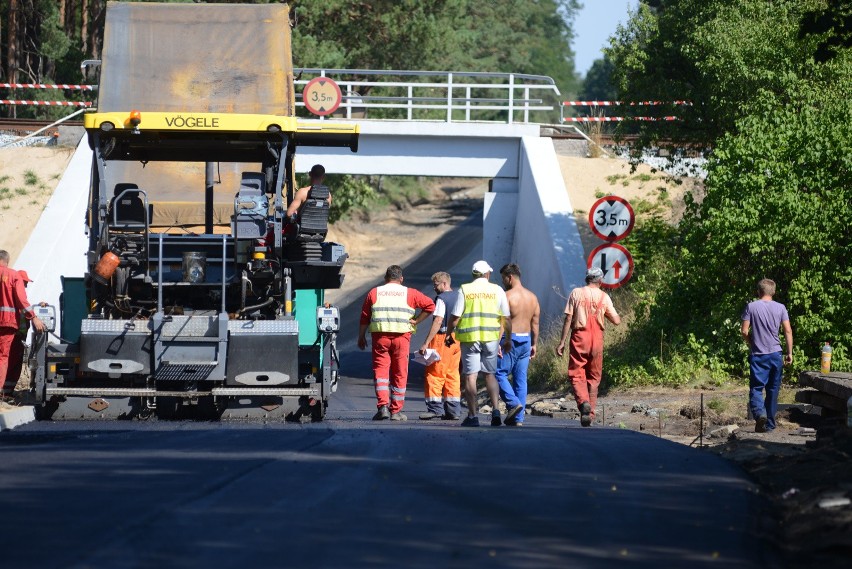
3;270;37;396
1;251;46;401
358;265;435;421
556;267;620;427
417;271;461;420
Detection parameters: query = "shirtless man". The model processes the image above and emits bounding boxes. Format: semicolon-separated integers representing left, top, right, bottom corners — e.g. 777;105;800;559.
495;263;540;426
286;164;330;218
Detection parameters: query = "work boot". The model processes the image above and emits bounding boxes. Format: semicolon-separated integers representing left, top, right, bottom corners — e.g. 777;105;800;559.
442;413;460;421
580;402;592;427
491;409;502;427
754;415;768;433
390;412;408;422
419;411;442;420
506;404;524;423
461;415;480;427
372;405;390;420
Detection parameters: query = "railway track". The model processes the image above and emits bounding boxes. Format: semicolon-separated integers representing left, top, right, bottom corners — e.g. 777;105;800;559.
0;117;83;136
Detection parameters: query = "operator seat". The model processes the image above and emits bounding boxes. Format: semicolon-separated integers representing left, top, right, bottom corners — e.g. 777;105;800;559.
110;183;148;228
294;184;330;242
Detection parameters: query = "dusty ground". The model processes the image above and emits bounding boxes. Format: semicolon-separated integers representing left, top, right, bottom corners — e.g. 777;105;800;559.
1;142;848;566
0;145;75;263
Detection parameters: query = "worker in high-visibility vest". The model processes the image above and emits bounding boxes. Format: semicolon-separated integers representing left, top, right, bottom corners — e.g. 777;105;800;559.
556;267;621;427
446;260;512;427
417;271;462;421
0;251;46;402
358;265;435;421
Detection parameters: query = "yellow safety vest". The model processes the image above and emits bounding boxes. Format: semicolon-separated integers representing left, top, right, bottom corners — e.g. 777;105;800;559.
369;283;415;334
456;279;503;342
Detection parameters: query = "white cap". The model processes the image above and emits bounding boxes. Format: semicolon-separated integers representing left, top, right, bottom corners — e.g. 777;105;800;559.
472;260;493;275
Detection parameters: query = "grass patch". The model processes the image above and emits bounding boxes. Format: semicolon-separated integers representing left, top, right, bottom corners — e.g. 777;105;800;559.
0;175;10;184
606;174;627;185
594;189;606;198
706;398;728;413
632;173;654;183
0;187;11;200
15;187;29;196
527;323;570;392
23;170;39;186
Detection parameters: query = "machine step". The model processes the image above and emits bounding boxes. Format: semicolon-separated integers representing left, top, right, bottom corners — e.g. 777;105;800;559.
46;386;321;398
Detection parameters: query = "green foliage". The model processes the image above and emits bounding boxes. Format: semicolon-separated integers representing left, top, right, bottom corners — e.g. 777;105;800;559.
578;55;617;101
603;0;852;383
324;174;378;224
14;188;28;196
292;0;582;101
23;171;39;186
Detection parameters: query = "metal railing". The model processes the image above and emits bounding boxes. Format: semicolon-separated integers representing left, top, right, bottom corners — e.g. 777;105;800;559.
294;69;561;124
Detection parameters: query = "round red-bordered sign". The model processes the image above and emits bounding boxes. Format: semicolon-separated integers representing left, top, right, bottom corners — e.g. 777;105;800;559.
587;242;634;289
303;77;342;116
588;195;635;242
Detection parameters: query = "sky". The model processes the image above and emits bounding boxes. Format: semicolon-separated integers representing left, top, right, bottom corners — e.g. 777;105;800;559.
572;0;639;77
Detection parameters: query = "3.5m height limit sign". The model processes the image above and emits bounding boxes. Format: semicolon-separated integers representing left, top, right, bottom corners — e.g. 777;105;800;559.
588;195;635;242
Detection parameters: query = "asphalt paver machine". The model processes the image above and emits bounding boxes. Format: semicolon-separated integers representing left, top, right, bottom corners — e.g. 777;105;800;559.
28;2;359;420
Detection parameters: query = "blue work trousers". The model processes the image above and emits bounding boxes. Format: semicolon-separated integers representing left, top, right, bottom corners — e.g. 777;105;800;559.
749;351;783;430
496;334;531;422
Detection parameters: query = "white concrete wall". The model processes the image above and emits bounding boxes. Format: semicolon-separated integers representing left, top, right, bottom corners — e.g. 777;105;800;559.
483;192;519;276
17;136;91;335
296;121;536;178
511;137;586;324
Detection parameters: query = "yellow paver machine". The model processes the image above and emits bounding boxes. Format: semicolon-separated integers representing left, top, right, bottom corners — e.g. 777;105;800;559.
29;2;358;420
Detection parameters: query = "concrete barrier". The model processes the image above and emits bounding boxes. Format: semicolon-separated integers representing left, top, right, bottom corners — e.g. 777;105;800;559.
0;406;35;430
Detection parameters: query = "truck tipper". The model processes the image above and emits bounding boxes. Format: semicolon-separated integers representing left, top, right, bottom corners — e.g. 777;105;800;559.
27;2;358;420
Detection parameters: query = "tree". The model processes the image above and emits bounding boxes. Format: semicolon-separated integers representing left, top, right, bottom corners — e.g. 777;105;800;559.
604;0;852;376
292;0;581;98
578;55;616;101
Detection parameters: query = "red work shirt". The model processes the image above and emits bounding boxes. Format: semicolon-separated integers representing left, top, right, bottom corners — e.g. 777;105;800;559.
360;284;435;331
0;266;34;330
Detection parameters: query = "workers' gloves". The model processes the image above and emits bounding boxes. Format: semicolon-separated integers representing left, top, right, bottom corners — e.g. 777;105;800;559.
444;335;455;348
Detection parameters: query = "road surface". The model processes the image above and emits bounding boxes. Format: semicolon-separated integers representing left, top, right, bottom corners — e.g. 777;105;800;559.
0;213;777;568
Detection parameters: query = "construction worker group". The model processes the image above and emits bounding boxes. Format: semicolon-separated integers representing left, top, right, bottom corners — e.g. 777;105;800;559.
359;260;619;427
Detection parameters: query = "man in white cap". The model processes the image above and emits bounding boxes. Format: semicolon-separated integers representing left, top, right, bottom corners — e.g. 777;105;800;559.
446;260;512;427
556;267;621;427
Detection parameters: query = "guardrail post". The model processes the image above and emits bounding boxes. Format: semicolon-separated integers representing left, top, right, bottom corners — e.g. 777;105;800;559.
465;85;471;122
523;86;530;124
508;74;515;124
408;85;413;121
446;73;453;122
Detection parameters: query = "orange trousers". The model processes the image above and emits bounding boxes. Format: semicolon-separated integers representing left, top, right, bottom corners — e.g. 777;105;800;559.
371;332;411;414
567;323;604;419
424;332;461;416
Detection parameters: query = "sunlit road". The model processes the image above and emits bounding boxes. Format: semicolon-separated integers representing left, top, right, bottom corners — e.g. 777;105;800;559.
0;213;778;568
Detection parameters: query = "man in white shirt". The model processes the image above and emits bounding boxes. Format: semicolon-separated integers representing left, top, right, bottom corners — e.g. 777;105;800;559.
418;272;462;420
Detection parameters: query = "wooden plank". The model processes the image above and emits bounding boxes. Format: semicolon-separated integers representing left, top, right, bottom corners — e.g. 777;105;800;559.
798;371;852;400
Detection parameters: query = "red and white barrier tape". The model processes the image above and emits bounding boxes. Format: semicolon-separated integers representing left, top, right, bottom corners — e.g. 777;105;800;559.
564;116;678;122
0;100;92;107
562;100;690;106
1;83;95;90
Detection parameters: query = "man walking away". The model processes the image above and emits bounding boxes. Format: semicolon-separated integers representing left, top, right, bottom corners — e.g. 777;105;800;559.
446;260;512;427
556;267;620;427
1;251;46;401
359;265;435;422
496;264;540;427
741;278;793;433
418;272;462;420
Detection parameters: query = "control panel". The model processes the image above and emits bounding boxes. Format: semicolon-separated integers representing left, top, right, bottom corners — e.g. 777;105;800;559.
316;305;340;333
32;304;56;332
